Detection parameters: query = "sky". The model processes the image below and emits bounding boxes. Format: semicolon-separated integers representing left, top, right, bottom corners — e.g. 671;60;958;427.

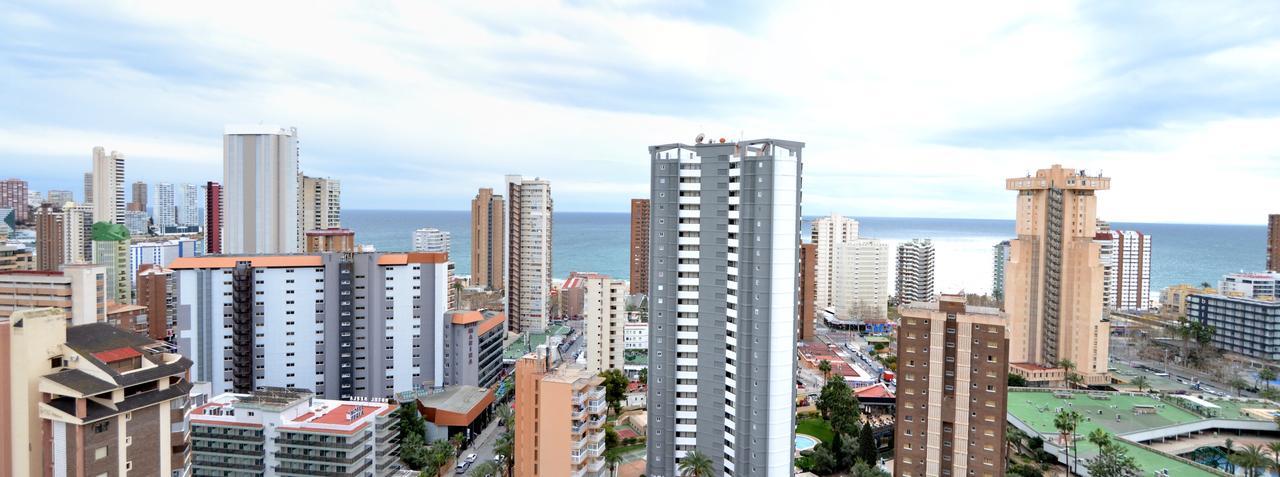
2;1;1279;224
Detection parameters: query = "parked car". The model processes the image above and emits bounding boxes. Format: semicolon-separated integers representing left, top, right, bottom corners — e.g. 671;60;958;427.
455;461;470;474
465;453;478;463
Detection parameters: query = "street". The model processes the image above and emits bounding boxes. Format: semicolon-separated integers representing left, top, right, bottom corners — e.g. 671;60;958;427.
462;413;505;475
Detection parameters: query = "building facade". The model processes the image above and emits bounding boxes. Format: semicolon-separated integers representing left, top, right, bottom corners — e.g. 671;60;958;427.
413;227;451;254
63;203;95;265
92;222;132;303
831;238;890;321
0;265;107;324
798;242;817;341
82;172;93;207
630;198;651;295
505;175;553;333
35;204;66;271
190;388;399;477
137;265;175;340
1219;272;1280;300
0;243;33;271
300;175;342;246
443;310;506;388
894;295;1009;477
470;188;504;291
895;239;936;304
1005;165;1111;384
304;228;356;253
993;240;1010;303
129;180;147;212
124;210;150;235
172;252;449;398
91;147;126;226
1187;293;1280;361
130;237;203;287
514;349;608;477
648;138;802;477
155;182;177;228
205;181;222;254
1270;214;1279;272
583;276;626;373
223;125;300;254
1096;229;1152;310
0;178;29;223
179;182;201;226
812;213;860;310
47;190;74;206
1160;284;1215;317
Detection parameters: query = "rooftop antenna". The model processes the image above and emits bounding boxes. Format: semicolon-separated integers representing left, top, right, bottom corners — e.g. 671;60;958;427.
695;133;705;144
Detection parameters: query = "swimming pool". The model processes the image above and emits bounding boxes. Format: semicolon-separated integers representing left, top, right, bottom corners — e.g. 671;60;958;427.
795;434;819;452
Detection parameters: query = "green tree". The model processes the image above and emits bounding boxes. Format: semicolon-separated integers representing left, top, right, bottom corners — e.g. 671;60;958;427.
604;448;624;477
1231;376;1250;397
599;369;629;415
678;450;715;477
470;460;501;477
857;422;877;465
850;461;891;477
450;433;465;454
401;432;429;470
1008;373;1028;387
817;379;861;436
424;439;455;476
1230;444;1270;477
395;401;426;441
1261;368;1277;390
638;367;648;385
806;445;837;474
605;425;621;451
1268;442;1280;475
1054;408;1082;475
494;431;514;477
830;431;853;470
1057;359;1083;389
1084;428;1141;477
1131;375;1149;393
818;359;833;380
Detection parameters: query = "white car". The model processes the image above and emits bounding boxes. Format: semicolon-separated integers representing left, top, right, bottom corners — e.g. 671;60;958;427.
465;453;478;463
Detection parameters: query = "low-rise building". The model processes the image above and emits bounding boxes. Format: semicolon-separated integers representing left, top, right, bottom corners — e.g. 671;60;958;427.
190;387;400;477
0;265;107;324
1160;284;1215;317
415;385;495;443
0;242;33;271
1219;272;1280;301
304;228;356;253
129;237;202;287
1187;293;1280;361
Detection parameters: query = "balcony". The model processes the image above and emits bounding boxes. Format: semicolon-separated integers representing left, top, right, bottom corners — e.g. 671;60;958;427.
586;458;606;473
586;400;606;414
571;406;586;421
588;387;605;401
586;415;605;430
571;450;587;465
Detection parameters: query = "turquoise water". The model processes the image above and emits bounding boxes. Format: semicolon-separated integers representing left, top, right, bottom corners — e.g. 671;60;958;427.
342;210;1267;294
795;434;819;452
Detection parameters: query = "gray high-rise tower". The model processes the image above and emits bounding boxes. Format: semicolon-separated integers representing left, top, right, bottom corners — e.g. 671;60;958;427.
647;138;803;477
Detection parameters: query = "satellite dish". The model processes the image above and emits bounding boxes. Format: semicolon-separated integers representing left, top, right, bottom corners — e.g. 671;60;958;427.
695;133;705;144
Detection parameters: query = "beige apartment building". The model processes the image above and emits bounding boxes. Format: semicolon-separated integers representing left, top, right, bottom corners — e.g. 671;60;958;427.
0;265;107;324
894;295;1009;477
505;175;553;332
1005;165;1111;385
514;348;608;477
583;276;627;373
471;188;505;290
300;174;342;244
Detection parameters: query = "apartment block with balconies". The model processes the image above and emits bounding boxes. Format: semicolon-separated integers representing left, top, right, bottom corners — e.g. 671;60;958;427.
514;347;609;477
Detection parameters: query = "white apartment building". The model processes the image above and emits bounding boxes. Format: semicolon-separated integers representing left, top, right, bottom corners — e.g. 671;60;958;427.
129;237;203;286
1219;271;1280;300
624;322;648;350
895;238;935;304
62;203;94;264
155;182;177;228
812;213;860;309
412;227;451;254
505;175;553;333
190;388;399;476
91;146;125;225
648;138;802;477
831;238;890;320
172;252;449;399
583;276;627;373
223;125;300;254
179;182;201;226
1096;230;1152;310
300;175;341;246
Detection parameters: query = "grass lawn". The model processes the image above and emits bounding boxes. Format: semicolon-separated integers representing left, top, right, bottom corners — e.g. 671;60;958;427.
795;418;834;444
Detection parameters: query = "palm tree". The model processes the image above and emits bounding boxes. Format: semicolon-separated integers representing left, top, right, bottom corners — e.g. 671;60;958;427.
1268;442;1280;476
1233;444;1269;477
1261;367;1277;390
818;359;833;380
604;448;624;477
678;450;715;477
1231;376;1250;397
1057;359;1081;389
1054;408;1082;475
470;461;501;477
1131;375;1149;393
1226;438;1237;474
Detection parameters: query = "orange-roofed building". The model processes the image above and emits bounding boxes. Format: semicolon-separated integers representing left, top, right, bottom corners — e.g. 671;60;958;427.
172;252;451;399
444;310;507;388
190;387;399;475
514;346;608;477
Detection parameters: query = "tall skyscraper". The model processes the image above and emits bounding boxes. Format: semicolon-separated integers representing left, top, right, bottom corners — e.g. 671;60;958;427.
179;182;200;226
583;275;627;373
223;125;300;254
798;242;817;341
205;181;222;254
1097;230;1151;310
630;198;651;294
129;180;147;212
63;203;95;265
1269;214;1279;272
895;294;1009;477
895;238;936;303
155;182;177;228
91;147;125;225
811;213;861;310
470;188;505;291
1005;165;1111;384
993;240;1011;302
82;172;93;205
35;204;66;271
92;222;131;303
505;175;553;333
413;227;451;254
299;174;341;243
0;178;29;223
648;138;802;477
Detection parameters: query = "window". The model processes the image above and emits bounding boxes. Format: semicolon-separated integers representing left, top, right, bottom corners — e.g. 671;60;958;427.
94;446;107;460
93;421;111;433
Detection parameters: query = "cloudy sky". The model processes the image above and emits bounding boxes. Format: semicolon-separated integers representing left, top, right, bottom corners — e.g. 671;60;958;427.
3;1;1278;224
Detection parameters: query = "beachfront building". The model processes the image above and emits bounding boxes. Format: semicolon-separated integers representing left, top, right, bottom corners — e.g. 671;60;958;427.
1005;165;1112;385
1219;272;1280;300
895;238;935;304
1096;229;1152;310
583;275;627;373
630;198;650;295
993;240;1011;303
505;175;553;333
470;188;505;291
1187;293;1280;361
648;138;802;477
413;227;451;254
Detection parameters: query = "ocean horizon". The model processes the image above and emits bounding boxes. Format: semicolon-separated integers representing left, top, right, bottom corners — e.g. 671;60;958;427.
343;209;1268;297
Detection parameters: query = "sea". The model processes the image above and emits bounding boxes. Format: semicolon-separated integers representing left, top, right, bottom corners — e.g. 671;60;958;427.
343;210;1268;296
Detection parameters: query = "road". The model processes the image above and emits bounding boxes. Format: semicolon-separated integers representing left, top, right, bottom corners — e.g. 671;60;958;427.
461;413;505;475
1111;335;1255;397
